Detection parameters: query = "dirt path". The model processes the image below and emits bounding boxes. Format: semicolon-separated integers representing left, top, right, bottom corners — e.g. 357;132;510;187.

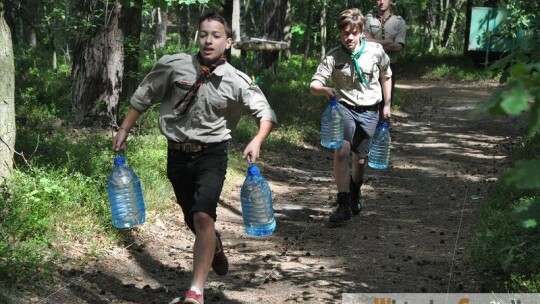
37;78;523;304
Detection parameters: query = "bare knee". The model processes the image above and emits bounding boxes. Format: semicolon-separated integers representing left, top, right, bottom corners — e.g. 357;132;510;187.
193;212;215;233
334;141;351;161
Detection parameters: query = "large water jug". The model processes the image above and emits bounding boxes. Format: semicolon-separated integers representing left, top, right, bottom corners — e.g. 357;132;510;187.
240;163;276;237
368;120;391;169
320;98;344;149
107;155;146;228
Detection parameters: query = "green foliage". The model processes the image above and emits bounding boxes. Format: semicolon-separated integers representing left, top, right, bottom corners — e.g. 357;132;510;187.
506;273;540;292
470;131;540;288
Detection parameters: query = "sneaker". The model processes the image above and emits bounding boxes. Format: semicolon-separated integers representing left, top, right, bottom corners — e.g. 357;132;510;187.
328;192;351;227
183;290;203;304
211;231;228;275
349;176;363;215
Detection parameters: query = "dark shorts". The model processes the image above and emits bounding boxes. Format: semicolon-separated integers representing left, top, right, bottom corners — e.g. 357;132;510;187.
166;141;228;230
338;102;379;158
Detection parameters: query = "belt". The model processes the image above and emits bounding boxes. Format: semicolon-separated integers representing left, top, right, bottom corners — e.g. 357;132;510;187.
340;102;379;112
168;141;210;153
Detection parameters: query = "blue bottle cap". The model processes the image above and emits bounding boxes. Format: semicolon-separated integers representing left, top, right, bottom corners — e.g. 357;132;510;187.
381;120;389;128
247;164;260;176
114;156;126;165
329;97;337;105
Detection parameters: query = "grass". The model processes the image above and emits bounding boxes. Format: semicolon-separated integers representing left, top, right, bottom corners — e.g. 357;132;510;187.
1;48;536;298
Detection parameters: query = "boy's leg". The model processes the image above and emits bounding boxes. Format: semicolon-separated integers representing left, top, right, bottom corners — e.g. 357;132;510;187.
350;108;380;214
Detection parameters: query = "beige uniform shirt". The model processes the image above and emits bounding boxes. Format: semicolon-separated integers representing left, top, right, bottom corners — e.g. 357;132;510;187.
130;53;277;143
364;14;406;63
310;42;392;107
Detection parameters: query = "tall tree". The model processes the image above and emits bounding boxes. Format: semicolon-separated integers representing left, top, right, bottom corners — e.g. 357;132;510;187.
71;0;125;125
0;0;15;182
282;0;291;60
231;0;240;57
121;0;143;101
319;0;327;59
152;7;168;49
261;0;287;72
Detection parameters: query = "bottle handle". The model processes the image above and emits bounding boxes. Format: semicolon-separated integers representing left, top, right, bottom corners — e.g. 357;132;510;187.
114;150;126;159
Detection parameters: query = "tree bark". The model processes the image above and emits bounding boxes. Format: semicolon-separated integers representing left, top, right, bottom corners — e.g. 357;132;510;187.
230;0;241;57
71;0;124;125
302;0;314;68
282;0;291;60
319;0;327;59
152;7;167;49
261;0;287;73
0;0;16;182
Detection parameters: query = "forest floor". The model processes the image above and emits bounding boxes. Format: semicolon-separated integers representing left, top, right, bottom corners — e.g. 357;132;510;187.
30;77;525;303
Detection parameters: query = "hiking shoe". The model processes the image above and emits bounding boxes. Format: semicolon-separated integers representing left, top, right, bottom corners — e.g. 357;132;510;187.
328;192;351;227
349;176;363;215
183;290;203;304
211;231;228;276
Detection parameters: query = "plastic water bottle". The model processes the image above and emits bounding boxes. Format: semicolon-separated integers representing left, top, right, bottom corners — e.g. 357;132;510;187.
240;163;276;237
320;98;344;149
107;155;146;228
368;121;391;169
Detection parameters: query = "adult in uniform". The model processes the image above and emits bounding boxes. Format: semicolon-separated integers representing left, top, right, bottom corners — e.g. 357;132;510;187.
363;0;406;119
310;8;392;226
113;12;277;304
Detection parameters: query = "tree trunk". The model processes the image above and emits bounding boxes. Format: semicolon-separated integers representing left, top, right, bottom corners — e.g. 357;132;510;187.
152;7;168;49
319;0;327;59
0;0;16;182
231;0;241;57
261;0;287;73
302;0;314;68
282;0;291;60
122;0;142;101
71;0;124;126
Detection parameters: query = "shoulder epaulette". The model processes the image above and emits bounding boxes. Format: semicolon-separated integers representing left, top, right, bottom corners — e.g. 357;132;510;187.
235;69;254;85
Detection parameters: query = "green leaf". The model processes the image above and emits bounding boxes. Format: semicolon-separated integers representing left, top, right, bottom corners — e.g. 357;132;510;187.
513;197;540;228
500;85;531;115
505;159;540;189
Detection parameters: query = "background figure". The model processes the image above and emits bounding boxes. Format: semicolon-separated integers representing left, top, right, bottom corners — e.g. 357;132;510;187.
309;8;392;227
363;0;406;120
113;12;276;304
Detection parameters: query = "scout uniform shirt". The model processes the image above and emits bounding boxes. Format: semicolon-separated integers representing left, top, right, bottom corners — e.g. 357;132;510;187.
130;53;277;144
364;14;406;64
310;41;392;107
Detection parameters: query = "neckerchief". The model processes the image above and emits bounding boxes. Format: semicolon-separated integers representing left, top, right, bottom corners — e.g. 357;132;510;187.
377;13;392;40
346;39;367;86
173;53;227;115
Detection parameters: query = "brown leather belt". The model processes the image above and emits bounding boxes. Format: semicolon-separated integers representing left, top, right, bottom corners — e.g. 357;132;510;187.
340;102;379;112
168;141;208;153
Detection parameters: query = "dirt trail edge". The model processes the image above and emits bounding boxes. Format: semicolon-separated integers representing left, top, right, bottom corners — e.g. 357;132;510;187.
39;78;523;304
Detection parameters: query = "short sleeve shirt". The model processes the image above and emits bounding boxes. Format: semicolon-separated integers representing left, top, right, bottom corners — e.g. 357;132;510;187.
130;53;277;143
310;42;392;107
364;14;406;63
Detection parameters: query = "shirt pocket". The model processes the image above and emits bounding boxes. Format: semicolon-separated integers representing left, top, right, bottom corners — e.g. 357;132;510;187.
335;62;352;79
209;96;229;118
360;61;379;84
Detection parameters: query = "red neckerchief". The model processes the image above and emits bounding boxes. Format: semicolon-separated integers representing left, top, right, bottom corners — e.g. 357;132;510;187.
376;13;392;40
174;53;227;114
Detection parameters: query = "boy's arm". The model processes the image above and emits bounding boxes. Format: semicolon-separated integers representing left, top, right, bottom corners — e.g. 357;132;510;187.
243;120;275;163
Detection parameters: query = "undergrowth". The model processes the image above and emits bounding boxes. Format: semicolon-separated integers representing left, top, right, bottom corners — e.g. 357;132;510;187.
0;47;530;300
